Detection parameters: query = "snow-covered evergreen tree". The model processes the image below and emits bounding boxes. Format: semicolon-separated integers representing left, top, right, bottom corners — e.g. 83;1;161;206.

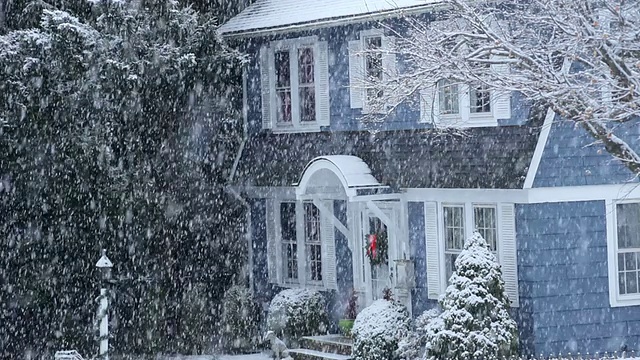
0;0;246;356
220;285;262;353
423;232;518;360
396;308;440;360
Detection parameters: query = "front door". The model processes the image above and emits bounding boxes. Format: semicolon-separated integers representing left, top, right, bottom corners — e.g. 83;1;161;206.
361;203;400;305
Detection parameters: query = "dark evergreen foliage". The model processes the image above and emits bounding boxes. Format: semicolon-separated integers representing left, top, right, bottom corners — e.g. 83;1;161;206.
0;0;247;357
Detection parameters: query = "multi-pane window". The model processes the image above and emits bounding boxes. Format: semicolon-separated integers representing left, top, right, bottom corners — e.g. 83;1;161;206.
444;205;465;281
270;40;319;127
298;47;316;122
280;202;298;282
444;204;498;281
304;203;322;282
470;84;491;113
438;79;460;115
364;36;383;103
474;206;497;251
616;203;640;295
275;51;292;123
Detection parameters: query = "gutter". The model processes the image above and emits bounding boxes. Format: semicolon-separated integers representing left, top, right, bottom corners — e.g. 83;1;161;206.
218;2;447;39
225;66;254;293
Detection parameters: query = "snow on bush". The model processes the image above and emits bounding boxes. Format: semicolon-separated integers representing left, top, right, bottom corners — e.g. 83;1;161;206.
424;232;518;360
220;285;262;353
396;308;440;360
266;288;328;342
352;298;411;360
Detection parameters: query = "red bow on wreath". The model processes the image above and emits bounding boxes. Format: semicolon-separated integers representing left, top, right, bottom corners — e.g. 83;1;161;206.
366;230;387;266
367;234;377;259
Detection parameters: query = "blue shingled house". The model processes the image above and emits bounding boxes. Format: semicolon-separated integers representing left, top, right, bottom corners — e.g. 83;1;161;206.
219;0;640;355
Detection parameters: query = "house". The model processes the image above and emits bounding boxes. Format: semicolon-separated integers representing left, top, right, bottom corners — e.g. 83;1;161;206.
218;0;640;356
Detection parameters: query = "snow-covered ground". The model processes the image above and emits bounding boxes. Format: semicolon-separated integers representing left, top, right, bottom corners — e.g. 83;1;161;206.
156;353;270;360
219;354;270;360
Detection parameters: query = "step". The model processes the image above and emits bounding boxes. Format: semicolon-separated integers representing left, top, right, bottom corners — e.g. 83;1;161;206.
298;335;353;356
288;348;351;360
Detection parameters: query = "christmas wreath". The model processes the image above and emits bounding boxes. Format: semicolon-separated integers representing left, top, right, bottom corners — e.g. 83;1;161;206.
365;229;388;266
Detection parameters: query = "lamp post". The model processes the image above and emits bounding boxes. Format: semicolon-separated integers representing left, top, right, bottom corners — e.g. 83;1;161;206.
95;249;113;360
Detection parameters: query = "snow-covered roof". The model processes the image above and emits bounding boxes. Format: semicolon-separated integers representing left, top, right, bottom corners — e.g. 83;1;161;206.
301;155;381;188
218;0;441;37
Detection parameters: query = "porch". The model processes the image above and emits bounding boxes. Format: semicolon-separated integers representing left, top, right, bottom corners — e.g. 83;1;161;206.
285;155;416;312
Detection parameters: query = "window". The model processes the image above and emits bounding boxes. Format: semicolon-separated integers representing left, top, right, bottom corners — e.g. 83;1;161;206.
443;204;498;281
275;51;292;123
443;205;465;281
280;202;298;282
269;199;336;290
304;202;322;282
615;203;640;296
474;206;497;251
470;84;491;113
364;35;383;104
298;47;316;122
426;202;518;306
260;37;329;132
438;79;460;115
348;29;397;112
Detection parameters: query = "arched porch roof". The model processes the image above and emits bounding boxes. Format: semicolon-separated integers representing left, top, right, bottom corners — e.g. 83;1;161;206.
294;155;390;200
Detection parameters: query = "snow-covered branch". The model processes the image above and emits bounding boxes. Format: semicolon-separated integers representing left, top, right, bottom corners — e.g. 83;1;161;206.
368;0;640;175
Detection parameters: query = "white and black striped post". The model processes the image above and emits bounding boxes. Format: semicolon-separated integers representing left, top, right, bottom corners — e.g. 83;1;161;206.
95;250;113;360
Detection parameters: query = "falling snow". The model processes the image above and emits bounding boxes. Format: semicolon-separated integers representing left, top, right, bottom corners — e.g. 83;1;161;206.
2;0;640;359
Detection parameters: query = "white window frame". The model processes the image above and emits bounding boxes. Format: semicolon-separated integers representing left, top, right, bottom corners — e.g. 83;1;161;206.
348;29;397;114
303;201;323;285
419;18;509;127
438;202;501;289
606;199;640;307
269;36;319;130
273;199;328;290
435;80;496;127
279;201;299;284
260;36;331;133
360;29;385;114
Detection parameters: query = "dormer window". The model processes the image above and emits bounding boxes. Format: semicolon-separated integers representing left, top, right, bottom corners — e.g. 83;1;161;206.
470;84;491;114
260;36;330;133
420;76;510;127
348;29;397;113
438;79;460;115
419;18;511;128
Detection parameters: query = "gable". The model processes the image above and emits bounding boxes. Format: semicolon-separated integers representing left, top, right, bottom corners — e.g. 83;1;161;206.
218;0;439;36
532;116;640;187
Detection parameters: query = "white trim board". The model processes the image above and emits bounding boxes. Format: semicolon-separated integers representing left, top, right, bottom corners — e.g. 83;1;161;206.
231;182;640;205
404;188;527;203
405;183;640;204
231;186;297;199
523;107;556;189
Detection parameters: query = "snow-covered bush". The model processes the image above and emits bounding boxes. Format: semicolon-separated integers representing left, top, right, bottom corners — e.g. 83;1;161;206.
396;308;440;360
266;289;328;342
352;298;411;360
424;232;518;360
220;285;262;353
